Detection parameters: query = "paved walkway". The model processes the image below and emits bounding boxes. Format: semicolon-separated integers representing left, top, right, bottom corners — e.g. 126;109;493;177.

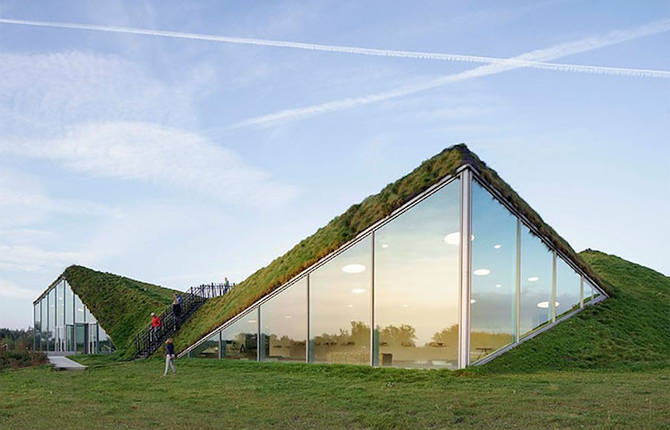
48;356;87;371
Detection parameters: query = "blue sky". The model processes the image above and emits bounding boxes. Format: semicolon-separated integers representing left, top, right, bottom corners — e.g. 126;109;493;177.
1;0;668;329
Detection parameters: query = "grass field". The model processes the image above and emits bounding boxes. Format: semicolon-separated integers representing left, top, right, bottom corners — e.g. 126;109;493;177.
1;357;669;429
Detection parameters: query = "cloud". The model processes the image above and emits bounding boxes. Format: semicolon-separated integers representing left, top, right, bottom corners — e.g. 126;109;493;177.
1;17;669;80
1;121;299;207
228;18;670;129
0;245;86;273
0;278;36;299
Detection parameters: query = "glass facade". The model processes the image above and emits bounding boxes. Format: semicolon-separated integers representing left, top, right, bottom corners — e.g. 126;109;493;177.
310;237;371;365
519;226;553;336
374;179;460;369
179;171;606;368
260;278;307;362
33;279;115;354
470;180;517;362
556;257;581;317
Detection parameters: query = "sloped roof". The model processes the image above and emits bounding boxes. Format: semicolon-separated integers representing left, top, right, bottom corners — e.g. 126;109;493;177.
37;265;178;357
173;144;607;353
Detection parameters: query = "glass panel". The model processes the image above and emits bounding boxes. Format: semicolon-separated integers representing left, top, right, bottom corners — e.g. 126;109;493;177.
66;325;74;352
556;257;581;317
374;180;461;369
191;333;220;359
85;306;97;324
260;278;307;362
75;294;85;323
310;237;371;365
34;303;41;350
89;324;98;354
56;282;65;351
98;326;114;354
65;282;73;325
75;323;86;354
40;297;47;350
519;226;553;336
591;282;601;298
221;308;258;360
470;180;516;362
48;289;56;351
583;280;594;303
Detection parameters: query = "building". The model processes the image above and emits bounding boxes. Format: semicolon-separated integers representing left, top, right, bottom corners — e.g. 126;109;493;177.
33;265;178;356
180;144;607;369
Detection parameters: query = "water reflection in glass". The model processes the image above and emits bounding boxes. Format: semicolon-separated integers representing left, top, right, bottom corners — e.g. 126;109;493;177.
520;226;553;336
556;257;581;317
470;180;516;362
261;278;307;362
374;180;460;369
310;237;371;365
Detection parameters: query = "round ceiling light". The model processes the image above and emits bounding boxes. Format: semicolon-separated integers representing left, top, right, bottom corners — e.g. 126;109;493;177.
342;264;366;274
351;288;366;294
528;276;539;282
473;268;491;276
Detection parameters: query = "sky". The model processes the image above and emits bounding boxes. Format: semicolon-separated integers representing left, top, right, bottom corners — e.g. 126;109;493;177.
0;0;668;329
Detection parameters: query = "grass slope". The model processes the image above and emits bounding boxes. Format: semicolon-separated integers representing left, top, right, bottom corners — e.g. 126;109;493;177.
1;358;669;429
174;144;605;354
63;265;178;358
478;250;670;373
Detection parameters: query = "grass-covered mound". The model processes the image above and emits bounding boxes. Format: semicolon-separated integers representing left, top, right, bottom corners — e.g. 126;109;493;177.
478;250;670;373
59;265;178;358
173;144;605;354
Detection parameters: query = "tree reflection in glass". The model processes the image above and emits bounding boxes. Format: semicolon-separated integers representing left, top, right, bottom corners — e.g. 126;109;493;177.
470;180;516;362
310;236;371;365
374;179;460;369
260;277;307;362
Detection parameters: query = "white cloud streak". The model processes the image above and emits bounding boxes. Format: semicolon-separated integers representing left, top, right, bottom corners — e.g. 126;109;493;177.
230;19;670;129
0;121;299;207
0;278;35;299
0;17;669;79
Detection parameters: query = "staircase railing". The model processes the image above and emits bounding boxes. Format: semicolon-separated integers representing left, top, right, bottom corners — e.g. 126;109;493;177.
134;283;234;358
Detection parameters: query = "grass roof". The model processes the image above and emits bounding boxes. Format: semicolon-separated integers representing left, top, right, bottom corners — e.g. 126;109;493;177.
173;144;607;354
56;265;178;358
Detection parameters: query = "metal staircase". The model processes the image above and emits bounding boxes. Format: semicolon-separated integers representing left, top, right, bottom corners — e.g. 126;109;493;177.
134;283;233;358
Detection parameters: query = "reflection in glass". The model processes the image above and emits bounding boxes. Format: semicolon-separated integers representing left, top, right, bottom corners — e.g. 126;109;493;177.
221;308;258;360
40;297;47;350
65;282;74;325
89;324;98;354
98;326;115;353
556;257;581;317
374;180;461;369
56;282;65;351
520;226;553;336
310;237;371;365
261;278;307;362
75;294;85;323
191;333;220;358
470;180;516;362
48;289;56;351
583;280;594;303
34;303;41;350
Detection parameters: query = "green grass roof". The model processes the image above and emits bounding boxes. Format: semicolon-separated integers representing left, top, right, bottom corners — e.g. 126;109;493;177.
49;265;178;358
476;250;670;372
173;144;608;354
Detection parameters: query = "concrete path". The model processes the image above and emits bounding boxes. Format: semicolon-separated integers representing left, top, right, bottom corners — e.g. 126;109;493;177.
48;355;87;371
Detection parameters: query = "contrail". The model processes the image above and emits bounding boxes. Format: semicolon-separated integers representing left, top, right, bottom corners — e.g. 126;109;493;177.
1;17;669;79
230;19;670;129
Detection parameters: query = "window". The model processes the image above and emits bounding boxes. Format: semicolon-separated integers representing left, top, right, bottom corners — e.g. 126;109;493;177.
583;280;594;303
65;282;73;325
260;278;307;362
310;236;371;365
34;302;41;350
556;257;581;317
519;226;553;336
470;180;516;362
221;308;258;360
191;333;220;359
48;289;56;351
374;179;461;369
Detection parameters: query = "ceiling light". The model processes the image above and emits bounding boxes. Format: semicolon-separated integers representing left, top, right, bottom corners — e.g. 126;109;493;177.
494;244;502;249
248;320;257;324
528;276;539;282
536;301;560;309
351;288;366;294
381;243;389;249
470;299;477;304
347;304;353;308
444;233;475;245
402;304;409;308
342;264;366;274
473;269;491;276
284;315;292;319
495;284;502;288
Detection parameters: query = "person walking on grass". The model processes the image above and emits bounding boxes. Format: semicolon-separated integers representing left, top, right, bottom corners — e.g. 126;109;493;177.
163;338;176;376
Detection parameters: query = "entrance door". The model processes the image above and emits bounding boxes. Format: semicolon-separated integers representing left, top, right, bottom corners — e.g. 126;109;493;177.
75;323;88;354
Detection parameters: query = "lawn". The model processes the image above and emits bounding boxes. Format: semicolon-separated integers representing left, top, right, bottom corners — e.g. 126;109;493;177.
1;357;669;429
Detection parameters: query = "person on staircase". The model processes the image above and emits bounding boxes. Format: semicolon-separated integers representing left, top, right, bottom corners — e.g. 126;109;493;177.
172;293;182;330
151;312;162;345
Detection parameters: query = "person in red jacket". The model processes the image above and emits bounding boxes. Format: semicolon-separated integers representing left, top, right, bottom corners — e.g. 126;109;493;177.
151;312;162;343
